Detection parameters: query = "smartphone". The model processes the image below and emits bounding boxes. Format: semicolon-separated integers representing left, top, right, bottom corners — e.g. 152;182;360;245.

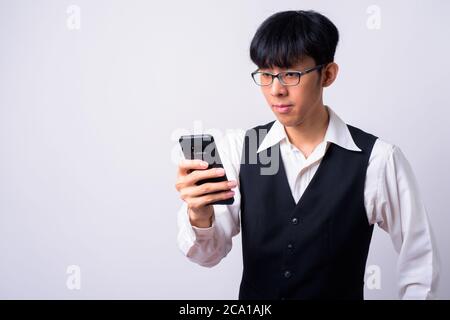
179;134;234;205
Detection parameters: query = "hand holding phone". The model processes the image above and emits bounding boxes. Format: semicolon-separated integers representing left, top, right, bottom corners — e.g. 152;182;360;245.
178;134;235;206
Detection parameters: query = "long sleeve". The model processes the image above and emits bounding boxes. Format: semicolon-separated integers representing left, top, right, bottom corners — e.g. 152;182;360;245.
367;142;439;299
176;131;245;267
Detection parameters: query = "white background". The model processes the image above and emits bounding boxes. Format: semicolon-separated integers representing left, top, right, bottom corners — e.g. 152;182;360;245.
1;0;449;299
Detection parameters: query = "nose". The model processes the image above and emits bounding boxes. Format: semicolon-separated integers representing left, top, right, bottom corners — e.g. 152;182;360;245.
270;77;288;97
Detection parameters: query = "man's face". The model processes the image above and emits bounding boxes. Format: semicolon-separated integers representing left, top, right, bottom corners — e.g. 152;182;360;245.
258;56;324;127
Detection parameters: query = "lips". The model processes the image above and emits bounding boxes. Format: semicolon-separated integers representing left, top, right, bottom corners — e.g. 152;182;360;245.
272;104;293;114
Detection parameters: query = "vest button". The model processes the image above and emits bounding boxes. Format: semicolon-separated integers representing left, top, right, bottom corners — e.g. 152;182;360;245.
284;270;292;278
287;243;293;250
291;217;298;225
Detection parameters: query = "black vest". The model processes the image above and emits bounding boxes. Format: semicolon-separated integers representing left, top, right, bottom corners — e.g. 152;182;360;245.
238;121;378;300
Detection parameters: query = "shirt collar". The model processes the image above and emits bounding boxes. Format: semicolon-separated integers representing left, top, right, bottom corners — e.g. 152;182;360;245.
256;105;362;154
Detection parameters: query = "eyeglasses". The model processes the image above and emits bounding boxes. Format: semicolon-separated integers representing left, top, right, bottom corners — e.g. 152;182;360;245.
251;64;325;86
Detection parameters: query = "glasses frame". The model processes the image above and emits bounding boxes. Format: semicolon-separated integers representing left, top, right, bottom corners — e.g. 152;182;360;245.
251;64;325;86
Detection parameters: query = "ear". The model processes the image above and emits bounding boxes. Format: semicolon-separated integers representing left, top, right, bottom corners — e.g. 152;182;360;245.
321;62;339;87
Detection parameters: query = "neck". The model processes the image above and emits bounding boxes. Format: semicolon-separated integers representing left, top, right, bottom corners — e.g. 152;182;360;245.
284;104;330;154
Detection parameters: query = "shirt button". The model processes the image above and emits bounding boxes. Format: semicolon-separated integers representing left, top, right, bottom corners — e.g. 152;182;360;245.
284;270;292;278
287;243;293;250
291;217;298;225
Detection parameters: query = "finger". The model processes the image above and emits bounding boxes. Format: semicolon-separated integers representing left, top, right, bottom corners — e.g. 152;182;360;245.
184;167;226;185
188;190;236;208
185;180;237;198
177;159;209;176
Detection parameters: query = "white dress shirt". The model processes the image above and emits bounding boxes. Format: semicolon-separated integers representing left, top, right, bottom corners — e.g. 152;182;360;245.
176;106;439;299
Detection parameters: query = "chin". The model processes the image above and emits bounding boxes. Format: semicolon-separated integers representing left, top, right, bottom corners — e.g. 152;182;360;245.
275;115;304;127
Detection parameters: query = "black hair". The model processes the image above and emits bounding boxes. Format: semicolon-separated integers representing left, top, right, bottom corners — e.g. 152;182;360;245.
250;10;339;69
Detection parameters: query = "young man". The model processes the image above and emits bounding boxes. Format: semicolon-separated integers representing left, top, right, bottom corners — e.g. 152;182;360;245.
175;10;439;299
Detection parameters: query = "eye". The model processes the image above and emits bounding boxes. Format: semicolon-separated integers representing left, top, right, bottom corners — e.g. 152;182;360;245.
284;72;299;78
260;72;273;79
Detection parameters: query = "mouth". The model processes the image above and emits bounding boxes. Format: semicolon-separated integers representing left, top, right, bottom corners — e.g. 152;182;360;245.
272;104;293;114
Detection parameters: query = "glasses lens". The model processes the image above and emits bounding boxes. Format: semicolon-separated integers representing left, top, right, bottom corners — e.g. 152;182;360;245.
280;72;300;86
254;72;273;86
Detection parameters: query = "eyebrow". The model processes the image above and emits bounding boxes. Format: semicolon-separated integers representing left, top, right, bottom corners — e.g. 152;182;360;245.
258;68;302;73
